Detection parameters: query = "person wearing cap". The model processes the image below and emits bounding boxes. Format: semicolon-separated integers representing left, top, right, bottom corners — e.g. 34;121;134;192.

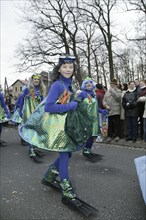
0;91;11;146
19;74;46;162
41;54;79;199
77;78;106;158
103;79;122;142
19;54;99;201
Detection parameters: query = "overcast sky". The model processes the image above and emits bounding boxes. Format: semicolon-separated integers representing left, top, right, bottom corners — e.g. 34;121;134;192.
1;0;30;88
0;0;137;89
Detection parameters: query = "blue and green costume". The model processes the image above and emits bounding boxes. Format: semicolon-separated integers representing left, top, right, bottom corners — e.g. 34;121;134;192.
0;92;10;144
19;75;98;180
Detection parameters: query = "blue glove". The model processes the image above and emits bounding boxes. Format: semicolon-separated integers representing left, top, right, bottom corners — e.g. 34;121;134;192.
99;109;108;115
23;88;29;97
69;101;78;110
35;90;40;97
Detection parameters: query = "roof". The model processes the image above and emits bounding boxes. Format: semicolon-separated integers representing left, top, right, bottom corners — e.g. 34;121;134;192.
11;79;28;87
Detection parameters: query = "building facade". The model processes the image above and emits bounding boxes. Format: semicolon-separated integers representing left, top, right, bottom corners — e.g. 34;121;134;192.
11;79;28;98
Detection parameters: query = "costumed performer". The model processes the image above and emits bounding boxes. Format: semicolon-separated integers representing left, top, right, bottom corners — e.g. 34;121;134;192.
11;85;27;125
78;78;107;161
0;91;11;146
19;74;46;162
19;54;99;200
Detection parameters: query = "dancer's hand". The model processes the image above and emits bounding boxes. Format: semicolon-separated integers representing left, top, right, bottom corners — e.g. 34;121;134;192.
69;101;78;110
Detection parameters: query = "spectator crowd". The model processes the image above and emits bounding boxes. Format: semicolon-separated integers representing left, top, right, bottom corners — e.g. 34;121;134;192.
1;78;146;145
95;78;146;144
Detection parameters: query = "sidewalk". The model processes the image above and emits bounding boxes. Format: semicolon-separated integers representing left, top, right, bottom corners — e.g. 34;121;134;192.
96;138;146;149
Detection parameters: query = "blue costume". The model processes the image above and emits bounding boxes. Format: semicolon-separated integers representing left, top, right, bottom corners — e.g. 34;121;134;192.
78;78;108;157
11;94;24;124
19;76;45;161
19;55;98;199
0;92;10;146
77;79;98;156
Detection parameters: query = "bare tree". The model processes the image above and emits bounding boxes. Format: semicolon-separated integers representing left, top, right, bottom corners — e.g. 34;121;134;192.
125;0;146;41
77;0;118;80
15;0;144;86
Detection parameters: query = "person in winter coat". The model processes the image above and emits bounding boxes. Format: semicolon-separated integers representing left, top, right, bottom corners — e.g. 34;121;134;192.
103;79;122;142
122;81;139;143
120;83;128;138
137;80;146;140
138;94;146;143
95;83;107;142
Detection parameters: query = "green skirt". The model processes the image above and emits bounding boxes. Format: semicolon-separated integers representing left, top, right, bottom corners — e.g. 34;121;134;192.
0;105;9;123
11;108;22;124
19;98;98;152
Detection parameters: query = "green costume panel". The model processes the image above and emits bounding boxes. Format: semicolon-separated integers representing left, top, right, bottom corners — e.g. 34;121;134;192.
22;96;41;124
19;97;98;152
11;108;22;124
0;105;9;123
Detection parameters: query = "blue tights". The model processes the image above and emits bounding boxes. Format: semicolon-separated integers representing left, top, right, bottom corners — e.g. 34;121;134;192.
84;136;94;149
53;152;72;181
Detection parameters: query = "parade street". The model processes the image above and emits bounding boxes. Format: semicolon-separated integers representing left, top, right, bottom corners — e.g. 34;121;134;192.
0;126;146;220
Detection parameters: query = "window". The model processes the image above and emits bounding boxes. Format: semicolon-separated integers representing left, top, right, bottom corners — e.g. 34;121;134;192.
20;87;22;91
15;87;17;92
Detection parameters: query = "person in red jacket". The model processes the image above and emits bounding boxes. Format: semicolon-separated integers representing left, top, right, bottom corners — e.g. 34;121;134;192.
95;83;105;109
95;83;107;142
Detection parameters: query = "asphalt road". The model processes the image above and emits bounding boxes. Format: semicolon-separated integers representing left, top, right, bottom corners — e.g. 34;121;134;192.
0;126;146;220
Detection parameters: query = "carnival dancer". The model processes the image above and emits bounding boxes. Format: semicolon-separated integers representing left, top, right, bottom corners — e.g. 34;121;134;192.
19;55;99;214
11;85;27;125
19;74;46;162
78;78;106;161
11;85;27;145
0;91;11;146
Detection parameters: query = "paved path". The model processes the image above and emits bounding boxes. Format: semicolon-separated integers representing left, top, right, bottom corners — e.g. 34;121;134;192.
0;127;146;220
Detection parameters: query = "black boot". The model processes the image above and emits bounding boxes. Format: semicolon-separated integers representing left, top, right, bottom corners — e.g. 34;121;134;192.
29;148;43;163
0;140;6;147
41;164;59;186
34;148;45;157
21;138;28;146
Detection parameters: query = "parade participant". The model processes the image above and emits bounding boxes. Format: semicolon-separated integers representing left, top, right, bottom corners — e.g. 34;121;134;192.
19;74;46;162
78;78;106;161
0;91;11;146
19;54;98;215
11;85;27;125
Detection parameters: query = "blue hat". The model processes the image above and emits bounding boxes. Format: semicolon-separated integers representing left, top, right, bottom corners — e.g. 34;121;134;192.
81;77;95;90
59;55;76;64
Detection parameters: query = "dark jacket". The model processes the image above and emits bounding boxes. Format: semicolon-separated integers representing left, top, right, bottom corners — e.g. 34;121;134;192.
122;88;139;117
137;86;146;117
